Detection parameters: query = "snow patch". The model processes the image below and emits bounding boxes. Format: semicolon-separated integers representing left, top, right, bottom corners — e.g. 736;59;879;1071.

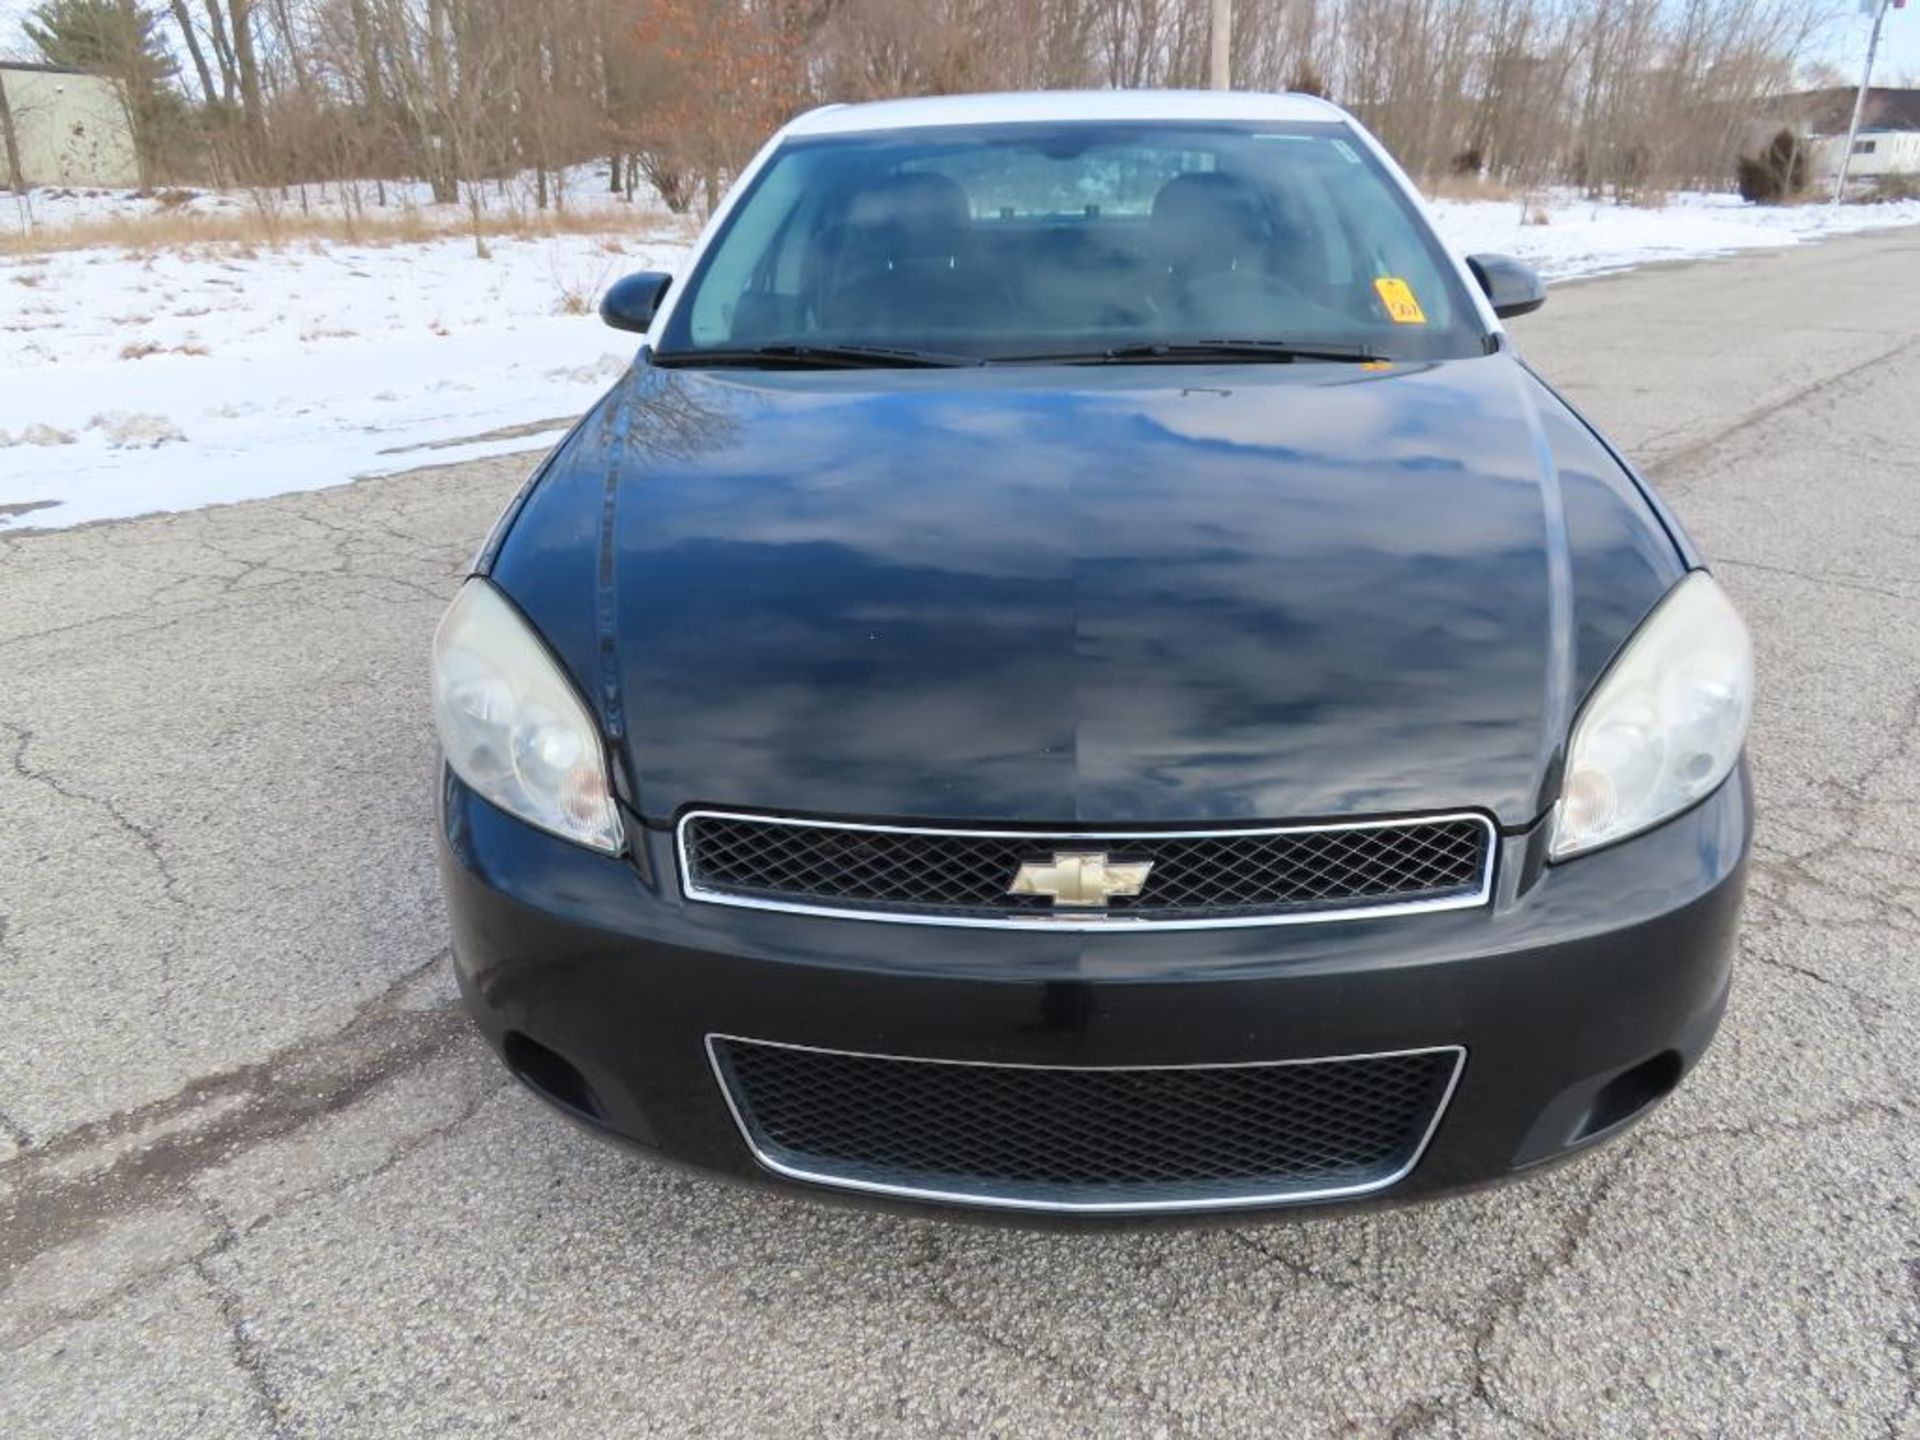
1;163;658;239
543;354;632;385
87;412;187;449
0;228;688;531
1427;189;1920;281
0;424;77;448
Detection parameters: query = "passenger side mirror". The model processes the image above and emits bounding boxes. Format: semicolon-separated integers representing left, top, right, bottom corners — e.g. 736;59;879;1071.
600;271;673;333
1466;254;1546;319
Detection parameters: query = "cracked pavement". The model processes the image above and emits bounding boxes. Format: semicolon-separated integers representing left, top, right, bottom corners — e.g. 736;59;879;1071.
2;230;1917;1438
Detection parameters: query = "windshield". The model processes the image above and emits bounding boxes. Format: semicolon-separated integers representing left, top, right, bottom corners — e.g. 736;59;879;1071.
654;120;1488;365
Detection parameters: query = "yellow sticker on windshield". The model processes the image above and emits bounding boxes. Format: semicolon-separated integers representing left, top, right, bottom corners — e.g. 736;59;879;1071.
1373;276;1428;325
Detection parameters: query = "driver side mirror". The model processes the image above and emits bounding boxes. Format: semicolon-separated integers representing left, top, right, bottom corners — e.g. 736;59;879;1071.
1466;254;1546;319
600;271;673;333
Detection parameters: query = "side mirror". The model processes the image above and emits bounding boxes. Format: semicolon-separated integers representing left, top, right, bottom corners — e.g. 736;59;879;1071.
600;271;672;333
1466;253;1546;319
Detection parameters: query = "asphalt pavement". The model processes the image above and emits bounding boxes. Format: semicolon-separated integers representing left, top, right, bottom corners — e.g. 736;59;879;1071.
1;229;1916;1438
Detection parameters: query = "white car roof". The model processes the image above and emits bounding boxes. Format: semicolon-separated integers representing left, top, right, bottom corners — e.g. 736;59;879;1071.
785;90;1348;137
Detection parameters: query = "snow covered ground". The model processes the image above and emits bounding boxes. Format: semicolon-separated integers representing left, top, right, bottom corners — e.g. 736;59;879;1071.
1;163;639;236
1;225;691;531
1428;188;1920;281
4;184;1918;533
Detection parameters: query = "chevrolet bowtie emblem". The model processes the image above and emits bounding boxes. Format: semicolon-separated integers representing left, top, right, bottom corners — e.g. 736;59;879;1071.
1009;852;1154;908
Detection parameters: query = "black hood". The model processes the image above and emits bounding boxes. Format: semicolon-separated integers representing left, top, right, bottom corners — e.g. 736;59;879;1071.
490;355;1686;828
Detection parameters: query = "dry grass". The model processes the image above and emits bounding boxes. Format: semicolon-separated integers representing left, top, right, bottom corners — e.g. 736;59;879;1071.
119;340;212;359
1423;174;1523;204
0;203;671;259
548;247;617;316
1765;188;1834;209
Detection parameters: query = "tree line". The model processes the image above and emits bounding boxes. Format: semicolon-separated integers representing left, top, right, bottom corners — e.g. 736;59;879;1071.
7;0;1839;206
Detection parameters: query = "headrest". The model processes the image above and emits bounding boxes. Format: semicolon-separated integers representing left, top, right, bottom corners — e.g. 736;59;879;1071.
1149;171;1274;259
841;172;973;258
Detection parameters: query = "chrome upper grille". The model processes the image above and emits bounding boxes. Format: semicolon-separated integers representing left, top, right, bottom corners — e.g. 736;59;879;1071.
709;1036;1466;1212
677;811;1495;928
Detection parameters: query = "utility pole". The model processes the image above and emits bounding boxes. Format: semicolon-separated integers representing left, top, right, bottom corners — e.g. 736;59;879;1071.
1210;0;1231;90
1833;0;1894;205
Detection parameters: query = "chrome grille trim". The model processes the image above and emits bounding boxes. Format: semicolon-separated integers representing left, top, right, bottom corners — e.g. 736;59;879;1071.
706;1034;1469;1214
674;809;1498;931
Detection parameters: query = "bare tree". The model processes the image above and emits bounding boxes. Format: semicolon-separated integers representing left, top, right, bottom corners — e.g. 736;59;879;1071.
0;72;26;192
31;0;1839;213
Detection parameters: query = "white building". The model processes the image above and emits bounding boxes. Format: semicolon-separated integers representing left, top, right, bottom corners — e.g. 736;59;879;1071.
1782;86;1920;187
0;62;140;189
1813;127;1920;182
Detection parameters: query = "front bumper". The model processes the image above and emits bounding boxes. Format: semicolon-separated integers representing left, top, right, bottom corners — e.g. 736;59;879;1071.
437;767;1750;1220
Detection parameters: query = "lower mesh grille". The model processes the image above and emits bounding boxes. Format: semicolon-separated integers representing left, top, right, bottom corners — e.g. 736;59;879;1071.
710;1037;1463;1212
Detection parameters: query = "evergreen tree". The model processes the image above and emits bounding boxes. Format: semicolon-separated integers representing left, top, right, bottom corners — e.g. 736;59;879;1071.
25;0;182;183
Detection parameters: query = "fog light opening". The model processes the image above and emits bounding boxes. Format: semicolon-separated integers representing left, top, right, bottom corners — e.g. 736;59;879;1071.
502;1030;605;1121
1576;1050;1684;1142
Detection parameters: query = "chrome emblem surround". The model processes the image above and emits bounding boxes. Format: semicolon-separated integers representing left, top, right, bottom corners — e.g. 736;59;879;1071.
1008;852;1154;908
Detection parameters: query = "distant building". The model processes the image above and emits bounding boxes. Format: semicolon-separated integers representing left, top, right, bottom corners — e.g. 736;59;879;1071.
0;62;139;189
1772;86;1920;184
1821;127;1920;182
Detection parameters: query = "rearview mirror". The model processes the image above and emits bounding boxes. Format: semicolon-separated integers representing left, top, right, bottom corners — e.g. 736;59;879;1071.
1465;254;1546;319
600;271;672;333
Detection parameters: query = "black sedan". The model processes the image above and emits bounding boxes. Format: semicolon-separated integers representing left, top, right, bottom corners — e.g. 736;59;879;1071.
433;91;1752;1218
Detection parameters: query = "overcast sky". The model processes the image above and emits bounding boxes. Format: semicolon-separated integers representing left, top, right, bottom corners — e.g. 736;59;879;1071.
2;1;1918;96
1827;2;1920;84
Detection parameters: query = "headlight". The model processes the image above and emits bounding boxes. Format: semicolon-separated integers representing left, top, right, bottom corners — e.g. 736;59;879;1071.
432;579;624;853
1550;572;1751;860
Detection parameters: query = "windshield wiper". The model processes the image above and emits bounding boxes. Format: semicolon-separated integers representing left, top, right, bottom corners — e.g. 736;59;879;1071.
1001;339;1385;366
655;342;984;370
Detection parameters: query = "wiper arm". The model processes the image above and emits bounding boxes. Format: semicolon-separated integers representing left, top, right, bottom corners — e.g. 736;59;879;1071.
1003;338;1385;366
655;342;984;370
